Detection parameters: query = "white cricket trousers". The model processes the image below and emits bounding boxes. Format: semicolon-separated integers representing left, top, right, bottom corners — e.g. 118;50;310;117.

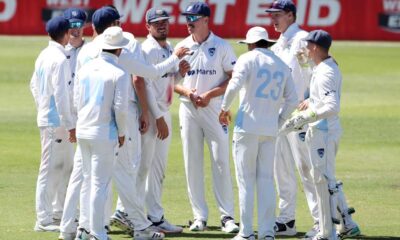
61;148;113;234
306;126;339;239
36;126;73;225
274;128;318;223
138;111;172;222
78;138;116;240
233;133;276;238
114;108;153;230
179;101;235;221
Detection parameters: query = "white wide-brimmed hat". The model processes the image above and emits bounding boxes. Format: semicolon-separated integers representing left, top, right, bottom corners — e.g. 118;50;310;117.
97;26;130;50
238;26;276;44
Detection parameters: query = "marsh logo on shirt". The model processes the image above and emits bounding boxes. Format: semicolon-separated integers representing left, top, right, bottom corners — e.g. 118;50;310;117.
317;148;325;158
208;47;216;57
187;69;217;76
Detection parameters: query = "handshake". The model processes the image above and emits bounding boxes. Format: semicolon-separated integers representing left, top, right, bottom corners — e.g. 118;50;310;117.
279;109;317;135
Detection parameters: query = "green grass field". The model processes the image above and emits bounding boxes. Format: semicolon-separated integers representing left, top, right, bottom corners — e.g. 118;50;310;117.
0;36;399;240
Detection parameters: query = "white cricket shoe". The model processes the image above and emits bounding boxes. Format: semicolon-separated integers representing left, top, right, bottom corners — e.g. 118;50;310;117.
305;222;319;238
110;210;134;234
34;221;60;232
134;226;165;240
59;231;76;240
189;219;207;231
231;234;256;240
274;220;297;236
152;217;183;233
221;216;239;233
258;236;275;240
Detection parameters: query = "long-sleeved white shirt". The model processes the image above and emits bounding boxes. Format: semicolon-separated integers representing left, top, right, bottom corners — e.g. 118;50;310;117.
74;52;129;140
141;34;175;119
30;40;74;130
221;48;298;137
271;23;312;102
308;57;342;132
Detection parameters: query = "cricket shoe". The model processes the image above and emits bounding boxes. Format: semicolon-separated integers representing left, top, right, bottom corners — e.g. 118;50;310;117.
221;216;239;233
231;234;256;240
88;235;112;240
59;231;76;240
151;216;183;233
110;210;134;234
34;221;60;232
337;225;361;239
274;219;297;236
305;222;319;238
189;219;207;231
75;227;90;240
134;226;165;240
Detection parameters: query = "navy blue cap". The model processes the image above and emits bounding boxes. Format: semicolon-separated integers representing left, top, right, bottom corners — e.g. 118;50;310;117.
46;16;70;35
92;6;121;29
146;8;170;23
64;8;87;23
265;0;296;14
182;2;210;16
304;30;332;50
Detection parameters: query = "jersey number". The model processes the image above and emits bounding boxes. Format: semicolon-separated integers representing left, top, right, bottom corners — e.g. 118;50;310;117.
255;68;283;101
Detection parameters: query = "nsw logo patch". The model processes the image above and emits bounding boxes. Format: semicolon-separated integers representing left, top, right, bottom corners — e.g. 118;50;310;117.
208;47;216;57
298;132;306;142
317;148;325;158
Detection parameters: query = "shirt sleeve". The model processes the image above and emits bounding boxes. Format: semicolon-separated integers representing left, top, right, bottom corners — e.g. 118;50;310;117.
30;70;39;108
53;60;74;130
279;70;298;120
221;55;248;111
311;69;340;119
114;72;130;137
221;42;237;73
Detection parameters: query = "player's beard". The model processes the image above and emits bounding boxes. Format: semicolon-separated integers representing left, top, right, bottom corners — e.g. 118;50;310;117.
154;33;167;41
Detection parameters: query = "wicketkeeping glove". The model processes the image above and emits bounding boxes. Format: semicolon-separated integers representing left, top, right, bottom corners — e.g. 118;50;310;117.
279;109;317;135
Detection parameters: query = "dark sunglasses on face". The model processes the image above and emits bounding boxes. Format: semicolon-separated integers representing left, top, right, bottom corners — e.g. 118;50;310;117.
70;21;84;29
185;15;203;23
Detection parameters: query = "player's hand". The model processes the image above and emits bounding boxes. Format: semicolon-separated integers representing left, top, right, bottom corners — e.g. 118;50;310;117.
298;99;309;111
179;60;191;77
174;47;190;59
219;110;231;126
118;135;125;147
196;92;211;108
279;109;316;135
188;89;199;109
139;112;149;134
68;128;76;143
156;116;169;140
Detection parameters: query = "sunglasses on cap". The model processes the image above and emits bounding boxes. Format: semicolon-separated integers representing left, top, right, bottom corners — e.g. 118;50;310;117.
185;15;203;23
70;21;84;29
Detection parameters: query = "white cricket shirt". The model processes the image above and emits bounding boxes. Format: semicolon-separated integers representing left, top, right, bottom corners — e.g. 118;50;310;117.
175;32;237;106
30;40;74;130
74;52;129;140
272;23;312;102
221;48;298;136
142;34;175;118
308;57;342;132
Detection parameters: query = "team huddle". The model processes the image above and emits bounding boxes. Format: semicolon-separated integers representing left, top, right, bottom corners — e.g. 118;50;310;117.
29;1;361;240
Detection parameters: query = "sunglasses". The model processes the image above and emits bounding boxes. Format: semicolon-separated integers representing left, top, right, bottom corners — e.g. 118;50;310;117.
70;21;84;29
185;15;203;23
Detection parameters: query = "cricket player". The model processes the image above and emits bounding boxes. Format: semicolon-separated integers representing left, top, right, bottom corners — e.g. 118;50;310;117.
265;0;318;236
219;26;298;240
30;15;74;232
174;1;239;233
58;7;88;240
74;26;130;240
280;30;361;240
134;7;189;233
